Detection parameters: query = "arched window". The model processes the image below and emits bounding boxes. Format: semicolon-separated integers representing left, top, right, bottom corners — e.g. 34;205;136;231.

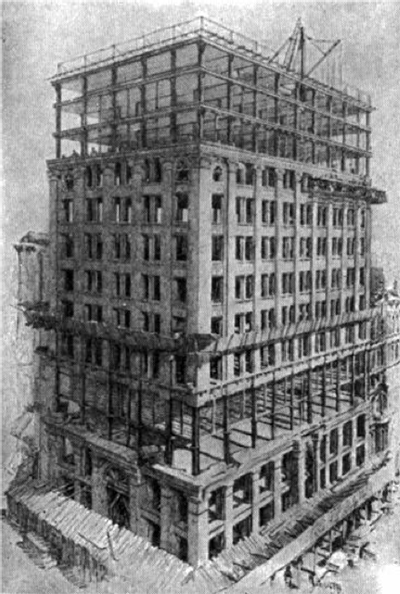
144;158;151;182
213;166;223;182
176;159;189;182
86;166;93;188
154;157;162;183
114;161;122;186
95;164;103;187
64;171;74;191
236;164;244;185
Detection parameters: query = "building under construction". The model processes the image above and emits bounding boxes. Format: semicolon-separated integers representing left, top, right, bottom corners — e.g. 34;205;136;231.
7;16;400;591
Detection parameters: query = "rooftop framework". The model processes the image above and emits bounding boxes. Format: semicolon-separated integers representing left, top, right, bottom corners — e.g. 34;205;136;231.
53;17;372;180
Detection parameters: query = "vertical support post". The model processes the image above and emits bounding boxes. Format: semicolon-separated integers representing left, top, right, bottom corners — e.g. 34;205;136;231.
223;385;231;465
140;56;147;148
321;358;327;417
350;349;355;406
290;368;295;430
227;54;233;144
54;330;61;412
271;375;276;440
170;48;177;144
336;353;341;412
111;65;118;152
107;366;113;441
137;353;143;452
307;366;313;424
192;406;200;476
126;386;132;448
55;83;62;158
165;355;174;466
197;41;205;140
251;377;257;448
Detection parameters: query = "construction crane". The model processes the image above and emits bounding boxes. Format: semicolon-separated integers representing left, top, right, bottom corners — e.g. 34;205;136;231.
268;18;341;80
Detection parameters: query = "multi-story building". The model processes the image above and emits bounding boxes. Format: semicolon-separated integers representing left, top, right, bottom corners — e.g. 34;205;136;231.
8;16;400;586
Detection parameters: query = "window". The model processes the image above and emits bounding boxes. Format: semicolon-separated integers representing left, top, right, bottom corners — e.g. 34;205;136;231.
343;421;353;447
259;462;274;492
300;204;312;226
63;269;74;292
61;234;74;259
212;236;224;261
233;353;241;376
342;453;351;475
315;301;327;320
262;200;276;226
261;308;275;330
85;270;102;294
346;267;355;288
62;198;73;223
317;237;327;257
283;169;295;190
62;300;74;318
142;275;161;301
176;159;189;182
347;237;355;256
209;487;224;522
260;344;275;367
281;338;294;362
245;237;253;261
235;275;253;299
143;195;162;223
282;272;294;294
329;461;338;484
86;198;103;222
174;277;187;303
85;303;103;323
210;356;222;380
299;271;312;293
213;166;223;182
332;237;343;256
245;275;254;299
329;428;338;456
113;234;130;260
233;516;252;545
261;236;276;260
176;235;188;261
176;192;189;222
261;273;275;298
236;197;254;224
85;233;103;260
357;414;366;439
209;533;225;560
211;317;223;335
317;205;327;227
212;194;223;224
299;237;312;258
316;269;327;290
356;444;365;467
298;334;310;358
61;332;74;359
282;237;294;260
283;202;295;225
235;276;243;300
211;276;223;302
347;208;355;226
175;355;186;384
233;474;252;508
259;502;274;527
